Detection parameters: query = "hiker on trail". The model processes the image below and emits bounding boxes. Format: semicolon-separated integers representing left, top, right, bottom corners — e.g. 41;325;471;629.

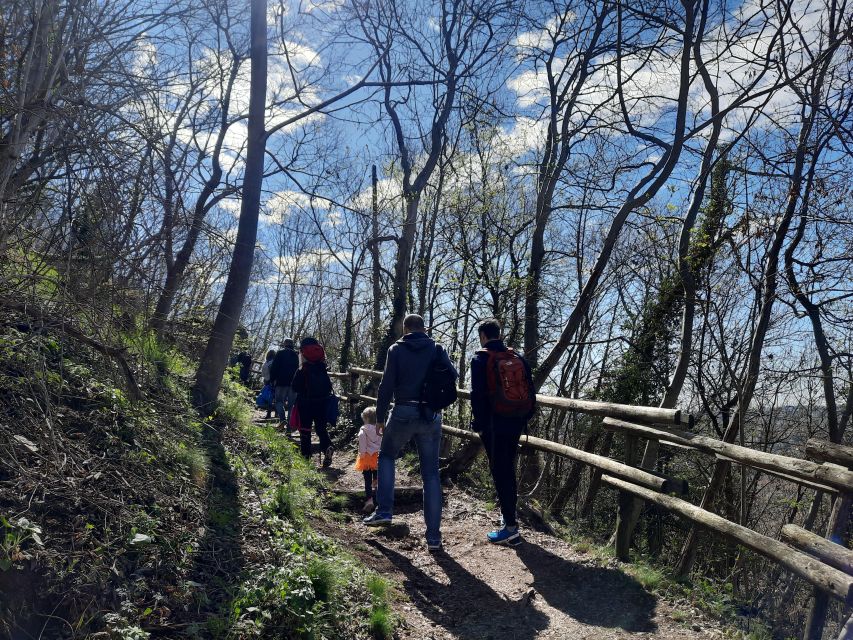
355;406;382;514
270;339;299;426
292;337;335;466
363;314;458;552
261;349;276;419
237;351;253;385
470;318;536;546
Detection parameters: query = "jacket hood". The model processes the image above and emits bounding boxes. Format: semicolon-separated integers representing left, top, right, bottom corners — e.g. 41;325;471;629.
482;339;508;352
397;331;434;352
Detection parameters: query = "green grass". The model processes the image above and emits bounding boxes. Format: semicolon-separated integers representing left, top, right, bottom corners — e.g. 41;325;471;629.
213;381;397;639
670;609;689;623
327;494;351;512
123;327;193;377
573;541;592;554
171;442;209;486
366;575;394;640
628;563;664;592
308;557;337;602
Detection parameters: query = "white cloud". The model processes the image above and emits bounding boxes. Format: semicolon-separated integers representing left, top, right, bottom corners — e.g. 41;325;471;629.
131;36;157;78
513;15;575;53
218;198;242;217
271;248;352;284
263;189;329;225
494;117;547;159
302;0;345;12
505;0;838;154
348;176;403;212
326;210;343;227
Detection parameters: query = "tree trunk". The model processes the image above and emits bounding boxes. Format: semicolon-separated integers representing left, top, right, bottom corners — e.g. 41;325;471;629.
375;193;420;369
339;262;360;372
192;0;267;412
416;166;443;317
580;430;614;516
370;164;382;355
620;143;729;543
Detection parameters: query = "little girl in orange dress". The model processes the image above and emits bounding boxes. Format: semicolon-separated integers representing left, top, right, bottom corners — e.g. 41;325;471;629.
355;406;382;513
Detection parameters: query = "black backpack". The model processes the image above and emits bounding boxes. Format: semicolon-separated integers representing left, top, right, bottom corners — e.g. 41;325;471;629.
302;362;332;399
420;345;458;413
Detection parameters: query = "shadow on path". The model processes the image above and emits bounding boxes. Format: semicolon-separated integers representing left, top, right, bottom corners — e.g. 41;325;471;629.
369;540;549;640
515;542;658;632
319;466;345;482
176;423;245;635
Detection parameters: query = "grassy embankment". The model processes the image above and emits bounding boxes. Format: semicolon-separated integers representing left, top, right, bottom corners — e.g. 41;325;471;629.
0;309;394;639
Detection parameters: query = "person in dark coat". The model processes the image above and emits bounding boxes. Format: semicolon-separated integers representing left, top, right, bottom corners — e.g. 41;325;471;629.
291;337;334;465
470;318;535;546
237;351;253;385
270;339;299;425
362;314;457;552
261;349;276;419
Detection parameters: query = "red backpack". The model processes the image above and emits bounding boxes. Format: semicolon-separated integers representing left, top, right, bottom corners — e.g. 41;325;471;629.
481;349;535;418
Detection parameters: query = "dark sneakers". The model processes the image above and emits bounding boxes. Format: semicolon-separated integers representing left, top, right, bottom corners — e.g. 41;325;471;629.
322;446;333;468
363;512;392;526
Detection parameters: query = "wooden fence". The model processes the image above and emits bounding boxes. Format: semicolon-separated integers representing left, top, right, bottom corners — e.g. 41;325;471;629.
329;367;853;640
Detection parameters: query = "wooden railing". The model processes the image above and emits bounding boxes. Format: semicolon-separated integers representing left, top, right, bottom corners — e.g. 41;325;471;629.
330;366;853;637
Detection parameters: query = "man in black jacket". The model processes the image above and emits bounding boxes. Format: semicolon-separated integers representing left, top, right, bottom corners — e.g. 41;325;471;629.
363;314;457;552
470;319;535;546
270;338;299;425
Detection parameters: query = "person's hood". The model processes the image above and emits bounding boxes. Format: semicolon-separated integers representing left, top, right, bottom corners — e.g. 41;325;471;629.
397;331;434;352
483;339;507;352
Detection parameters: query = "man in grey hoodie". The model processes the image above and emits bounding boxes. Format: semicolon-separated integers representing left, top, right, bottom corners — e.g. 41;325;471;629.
363;314;457;552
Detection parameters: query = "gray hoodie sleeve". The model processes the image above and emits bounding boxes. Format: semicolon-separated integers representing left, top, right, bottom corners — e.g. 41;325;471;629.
376;346;396;423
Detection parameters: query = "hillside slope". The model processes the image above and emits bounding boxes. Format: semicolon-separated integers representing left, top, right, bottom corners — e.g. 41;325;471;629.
0;313;389;640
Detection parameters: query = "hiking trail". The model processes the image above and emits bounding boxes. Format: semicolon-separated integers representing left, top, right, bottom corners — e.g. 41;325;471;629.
261;412;729;640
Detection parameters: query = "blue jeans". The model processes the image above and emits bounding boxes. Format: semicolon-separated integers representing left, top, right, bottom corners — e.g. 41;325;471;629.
275;385;296;422
376;405;442;545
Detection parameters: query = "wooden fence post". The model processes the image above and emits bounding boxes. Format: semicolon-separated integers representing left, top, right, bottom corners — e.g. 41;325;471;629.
803;439;853;640
615;433;638;561
348;370;359;423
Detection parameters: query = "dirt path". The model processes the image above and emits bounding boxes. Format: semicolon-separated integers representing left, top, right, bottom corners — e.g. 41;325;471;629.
306;433;727;640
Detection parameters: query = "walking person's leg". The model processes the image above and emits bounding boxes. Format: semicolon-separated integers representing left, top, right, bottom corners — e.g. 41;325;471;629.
298;426;312;458
487;421;524;544
365;406;416;525
275;386;286;423
479;426;504;523
363;471;374;499
285;386;296;424
315;409;333;467
414;413;443;549
362;469;376;513
297;401;316;459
